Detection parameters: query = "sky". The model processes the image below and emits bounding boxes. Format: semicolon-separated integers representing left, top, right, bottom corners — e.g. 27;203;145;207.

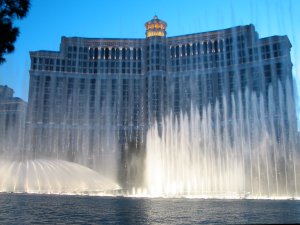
0;0;299;118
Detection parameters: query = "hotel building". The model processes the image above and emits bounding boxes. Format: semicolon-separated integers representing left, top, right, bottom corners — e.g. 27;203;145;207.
0;85;27;156
27;16;296;181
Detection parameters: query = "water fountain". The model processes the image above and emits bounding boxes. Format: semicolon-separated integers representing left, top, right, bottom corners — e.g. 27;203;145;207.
0;87;121;194
145;82;300;198
0;159;120;194
1;74;299;198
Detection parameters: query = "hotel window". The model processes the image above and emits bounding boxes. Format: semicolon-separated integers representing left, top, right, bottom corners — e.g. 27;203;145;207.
276;63;283;80
89;48;93;59
226;52;233;66
214;41;218;53
264;65;272;85
208;42;212;53
197;43;201;54
203;42;208;54
138;48;142;60
238;50;246;63
187;44;191;56
237;35;245;49
111;48;116;60
126;48;131;59
219;40;224;52
132;48;137;60
273;43;282;57
240;69;247;92
170;46;174;58
262;45;271;59
248;49;253;62
192;43;196;55
79;78;85;94
100;48;104;59
251;68;260;92
225;38;233;51
94;48;98;59
217;73;223;93
182;45;186;56
104;48;109;60
100;80;107;104
228;71;235;93
121;48;125;60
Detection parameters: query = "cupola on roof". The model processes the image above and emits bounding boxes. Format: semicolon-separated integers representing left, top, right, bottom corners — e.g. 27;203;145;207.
145;15;167;38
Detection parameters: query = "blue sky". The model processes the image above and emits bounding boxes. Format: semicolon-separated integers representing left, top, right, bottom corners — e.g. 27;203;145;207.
0;0;299;106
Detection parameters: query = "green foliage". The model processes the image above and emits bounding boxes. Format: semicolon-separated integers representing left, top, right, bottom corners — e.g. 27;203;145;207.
0;0;30;64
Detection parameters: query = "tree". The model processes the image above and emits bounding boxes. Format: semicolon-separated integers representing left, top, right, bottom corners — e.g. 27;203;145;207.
0;0;30;64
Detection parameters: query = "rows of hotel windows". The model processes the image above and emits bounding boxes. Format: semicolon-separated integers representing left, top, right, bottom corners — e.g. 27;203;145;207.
146;43;167;71
30;76;143;126
31;45;143;75
30;40;283;75
30;60;284;124
170;35;249;57
169;38;283;72
88;47;142;60
171;64;285;118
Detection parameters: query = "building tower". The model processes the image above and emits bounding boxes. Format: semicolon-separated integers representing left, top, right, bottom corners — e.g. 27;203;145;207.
144;16;168;127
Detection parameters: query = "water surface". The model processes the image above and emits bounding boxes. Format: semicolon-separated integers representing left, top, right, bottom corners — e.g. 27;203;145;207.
0;194;299;224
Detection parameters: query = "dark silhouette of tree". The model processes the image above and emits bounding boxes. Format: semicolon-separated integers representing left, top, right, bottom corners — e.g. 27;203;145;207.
0;0;30;64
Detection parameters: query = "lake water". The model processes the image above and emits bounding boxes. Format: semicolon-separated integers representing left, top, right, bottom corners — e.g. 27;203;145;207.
0;194;299;224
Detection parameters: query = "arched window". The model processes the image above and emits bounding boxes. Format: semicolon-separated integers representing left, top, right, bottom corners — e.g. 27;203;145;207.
208;42;212;53
203;42;208;54
187;44;191;56
170;46;175;58
122;48;126;59
133;48;137;60
175;46;179;57
197;43;201;54
126;48;131;59
214;41;218;52
111;48;116;59
89;48;93;59
116;48;120;59
100;48;104;59
104;48;109;59
182;45;186;56
137;48;142;60
94;48;98;59
192;43;196;55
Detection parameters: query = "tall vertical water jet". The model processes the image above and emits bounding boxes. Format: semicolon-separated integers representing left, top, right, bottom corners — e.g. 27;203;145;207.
145;83;299;198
